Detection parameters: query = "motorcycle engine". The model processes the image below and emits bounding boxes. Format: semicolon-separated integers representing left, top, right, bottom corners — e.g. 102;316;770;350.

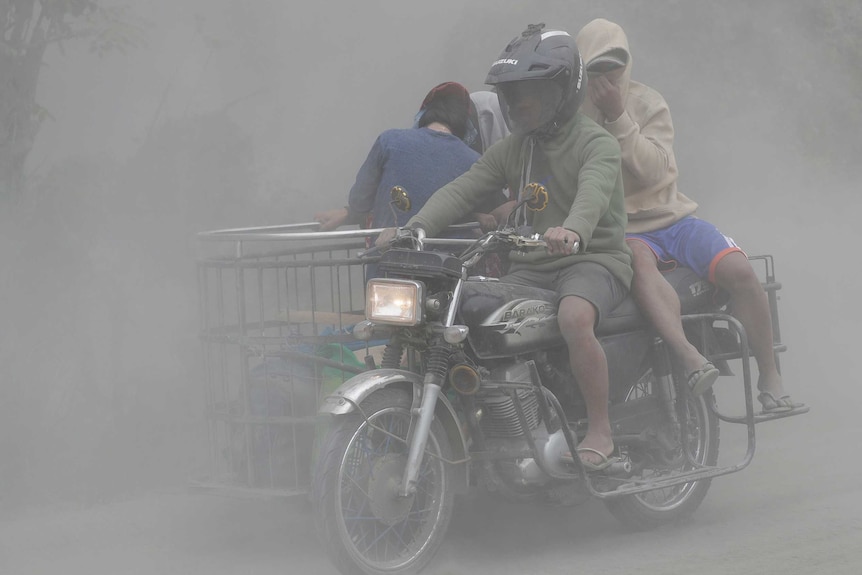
478;361;541;438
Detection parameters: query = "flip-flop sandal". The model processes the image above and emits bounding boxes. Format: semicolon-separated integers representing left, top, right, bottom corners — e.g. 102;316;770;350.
757;391;793;414
778;395;806;410
561;447;617;472
687;362;720;396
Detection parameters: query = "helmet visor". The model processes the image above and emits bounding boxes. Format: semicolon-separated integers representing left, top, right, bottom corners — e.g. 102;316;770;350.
497;80;563;135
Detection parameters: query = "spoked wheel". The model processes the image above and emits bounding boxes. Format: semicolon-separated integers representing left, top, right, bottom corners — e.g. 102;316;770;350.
605;374;720;529
312;387;454;575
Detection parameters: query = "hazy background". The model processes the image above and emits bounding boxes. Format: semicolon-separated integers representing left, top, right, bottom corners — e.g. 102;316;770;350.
1;0;859;510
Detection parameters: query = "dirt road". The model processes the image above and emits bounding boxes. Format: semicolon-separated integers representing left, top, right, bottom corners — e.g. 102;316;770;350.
2;396;860;575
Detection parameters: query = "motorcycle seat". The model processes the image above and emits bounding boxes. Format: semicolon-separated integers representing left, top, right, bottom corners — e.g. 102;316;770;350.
459;267;724;336
597;267;727;336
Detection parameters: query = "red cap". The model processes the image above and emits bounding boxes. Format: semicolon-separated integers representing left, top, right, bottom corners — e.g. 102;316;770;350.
420;81;472;113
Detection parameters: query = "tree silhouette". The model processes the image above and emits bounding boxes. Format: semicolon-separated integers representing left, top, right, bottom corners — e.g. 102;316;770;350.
0;0;142;198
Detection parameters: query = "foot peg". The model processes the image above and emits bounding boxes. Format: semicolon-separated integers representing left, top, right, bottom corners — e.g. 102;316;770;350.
604;456;632;476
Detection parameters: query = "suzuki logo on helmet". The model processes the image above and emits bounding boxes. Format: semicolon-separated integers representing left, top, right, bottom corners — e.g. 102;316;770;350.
492;58;518;67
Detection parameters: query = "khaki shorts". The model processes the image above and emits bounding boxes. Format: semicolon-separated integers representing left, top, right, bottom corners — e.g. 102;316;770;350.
501;261;628;325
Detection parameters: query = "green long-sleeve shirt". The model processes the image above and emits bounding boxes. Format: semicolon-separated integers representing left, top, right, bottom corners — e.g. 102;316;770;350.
407;112;633;288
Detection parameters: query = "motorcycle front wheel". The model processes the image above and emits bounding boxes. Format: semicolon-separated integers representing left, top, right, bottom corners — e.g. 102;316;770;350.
312;387;454;575
605;382;720;529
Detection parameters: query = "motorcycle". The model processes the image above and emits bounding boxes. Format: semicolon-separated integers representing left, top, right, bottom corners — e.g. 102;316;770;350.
310;200;807;575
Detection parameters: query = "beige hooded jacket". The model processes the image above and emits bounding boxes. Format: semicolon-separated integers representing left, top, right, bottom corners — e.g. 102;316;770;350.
576;18;698;233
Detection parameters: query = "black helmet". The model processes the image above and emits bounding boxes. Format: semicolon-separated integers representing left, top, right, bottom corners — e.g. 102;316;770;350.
485;23;585;136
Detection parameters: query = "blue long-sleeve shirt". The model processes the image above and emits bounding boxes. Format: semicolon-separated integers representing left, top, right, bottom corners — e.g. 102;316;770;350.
348;127;481;228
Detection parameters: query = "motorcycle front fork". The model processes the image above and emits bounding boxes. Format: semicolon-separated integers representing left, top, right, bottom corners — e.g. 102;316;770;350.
398;345;449;497
399;278;465;496
398;382;442;497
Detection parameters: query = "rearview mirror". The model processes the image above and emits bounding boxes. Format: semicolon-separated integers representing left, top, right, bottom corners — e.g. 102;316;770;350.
523;182;548;212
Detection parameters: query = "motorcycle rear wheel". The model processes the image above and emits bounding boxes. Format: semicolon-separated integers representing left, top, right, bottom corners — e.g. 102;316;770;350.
312;387;454;575
605;386;719;529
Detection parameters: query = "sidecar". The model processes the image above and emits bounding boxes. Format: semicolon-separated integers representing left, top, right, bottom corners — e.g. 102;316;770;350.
192;223;383;498
193;222;479;498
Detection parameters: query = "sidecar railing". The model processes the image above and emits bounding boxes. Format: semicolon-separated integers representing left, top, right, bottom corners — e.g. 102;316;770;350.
193;222;479;498
748;255;786;369
694;254;807;423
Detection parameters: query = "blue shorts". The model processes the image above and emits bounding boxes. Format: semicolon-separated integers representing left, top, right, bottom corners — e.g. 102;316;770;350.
626;216;744;283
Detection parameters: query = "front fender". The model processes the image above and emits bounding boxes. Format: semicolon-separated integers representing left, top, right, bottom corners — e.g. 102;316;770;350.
319;369;422;415
319;368;470;493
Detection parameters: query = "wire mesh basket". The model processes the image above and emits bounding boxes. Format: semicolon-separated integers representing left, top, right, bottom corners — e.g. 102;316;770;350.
194;223;378;497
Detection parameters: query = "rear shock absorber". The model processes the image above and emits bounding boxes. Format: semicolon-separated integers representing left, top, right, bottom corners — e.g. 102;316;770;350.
652;337;681;431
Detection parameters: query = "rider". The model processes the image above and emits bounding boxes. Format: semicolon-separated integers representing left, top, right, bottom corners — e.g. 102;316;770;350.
314;82;498;234
378;23;633;470
575;18;803;412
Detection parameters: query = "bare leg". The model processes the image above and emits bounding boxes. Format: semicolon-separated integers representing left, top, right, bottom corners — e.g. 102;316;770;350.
558;295;613;466
627;240;709;374
712;252;788;398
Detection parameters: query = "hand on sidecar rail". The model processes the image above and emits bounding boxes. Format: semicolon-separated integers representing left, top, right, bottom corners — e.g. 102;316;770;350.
366;226;424;252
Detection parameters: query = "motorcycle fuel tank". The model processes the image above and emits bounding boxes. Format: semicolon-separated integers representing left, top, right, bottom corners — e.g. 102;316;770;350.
458;281;561;359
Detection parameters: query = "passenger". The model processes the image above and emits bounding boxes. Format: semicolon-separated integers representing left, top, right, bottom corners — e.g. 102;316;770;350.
576;18;803;412
313;82;490;233
378;23;633;470
470;90;527;232
468;90;513;275
468;90;510;154
428;90;513;243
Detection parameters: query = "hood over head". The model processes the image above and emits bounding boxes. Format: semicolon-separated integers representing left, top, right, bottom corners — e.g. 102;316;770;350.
575;18;633;123
469;90;510;153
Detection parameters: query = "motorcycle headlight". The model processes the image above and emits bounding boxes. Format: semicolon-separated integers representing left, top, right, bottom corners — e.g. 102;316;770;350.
366;279;424;326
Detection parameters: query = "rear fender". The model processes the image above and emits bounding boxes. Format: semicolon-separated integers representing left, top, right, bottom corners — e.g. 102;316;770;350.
319;369;470;493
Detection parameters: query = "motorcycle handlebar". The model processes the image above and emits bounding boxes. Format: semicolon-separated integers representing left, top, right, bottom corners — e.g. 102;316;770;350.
370;226;561;264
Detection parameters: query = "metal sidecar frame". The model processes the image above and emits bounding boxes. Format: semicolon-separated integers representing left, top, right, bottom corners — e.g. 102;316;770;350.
618;253;809;497
692;254;808;423
192;223;475;498
193;223;383;498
